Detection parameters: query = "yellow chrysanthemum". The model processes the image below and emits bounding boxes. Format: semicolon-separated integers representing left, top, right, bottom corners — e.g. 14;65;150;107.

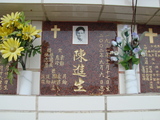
0;26;14;40
1;38;24;61
22;24;41;41
14;22;24;29
0;12;21;28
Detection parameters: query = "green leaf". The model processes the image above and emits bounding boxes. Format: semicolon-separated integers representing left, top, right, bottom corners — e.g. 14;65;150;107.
132;57;140;65
124;31;129;37
124;44;131;51
13;67;19;74
33;50;37;56
8;72;14;84
0;57;8;66
119;61;129;70
24;20;31;25
9;31;19;36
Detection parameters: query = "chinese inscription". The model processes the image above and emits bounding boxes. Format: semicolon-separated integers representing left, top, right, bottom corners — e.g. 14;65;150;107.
0;63;17;94
73;49;87;92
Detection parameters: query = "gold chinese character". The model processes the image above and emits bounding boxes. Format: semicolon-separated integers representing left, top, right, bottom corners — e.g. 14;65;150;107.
59;61;64;66
99;60;104;64
73;64;86;77
100;65;104;70
99;39;104;43
62;80;68;85
62;74;67;79
41;80;45;84
4;85;8;90
100;80;103;84
106;86;110;91
74;77;86;92
99;86;105;94
99;53;104;58
73;49;88;62
55;55;60;60
99;72;104;77
58;48;62;53
47;48;52;53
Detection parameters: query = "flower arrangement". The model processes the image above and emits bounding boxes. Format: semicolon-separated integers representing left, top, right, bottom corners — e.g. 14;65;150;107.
109;25;145;70
0;12;41;84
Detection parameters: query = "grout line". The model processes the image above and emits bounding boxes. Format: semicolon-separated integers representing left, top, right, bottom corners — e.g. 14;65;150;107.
97;0;105;21
0;110;36;112
107;109;160;113
1;109;160;113
37;110;105;113
105;96;107;120
36;96;39;120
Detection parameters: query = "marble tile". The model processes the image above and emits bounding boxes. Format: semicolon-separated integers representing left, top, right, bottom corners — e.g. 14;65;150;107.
0;95;36;110
104;0;159;7
137;0;159;7
142;111;160;120
39;113;105;120
38;96;105;111
119;73;125;94
108;112;142;120
104;0;131;6
108;111;160;120
0;112;36;120
32;72;40;95
107;96;160;110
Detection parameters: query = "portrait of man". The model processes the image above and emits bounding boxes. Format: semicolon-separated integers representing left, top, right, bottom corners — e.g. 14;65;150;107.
72;26;88;44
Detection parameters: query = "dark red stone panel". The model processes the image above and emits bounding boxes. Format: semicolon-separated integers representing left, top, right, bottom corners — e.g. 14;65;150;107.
0;64;17;94
40;22;118;95
138;25;160;93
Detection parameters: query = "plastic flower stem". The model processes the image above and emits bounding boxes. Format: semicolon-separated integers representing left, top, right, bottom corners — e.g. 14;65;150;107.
24;52;28;70
19;56;26;70
126;37;133;50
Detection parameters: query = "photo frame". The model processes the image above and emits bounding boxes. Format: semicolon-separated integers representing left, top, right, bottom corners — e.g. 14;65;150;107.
72;26;88;44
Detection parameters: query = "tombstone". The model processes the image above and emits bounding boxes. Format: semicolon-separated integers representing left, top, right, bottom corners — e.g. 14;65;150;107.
40;22;119;95
138;25;160;93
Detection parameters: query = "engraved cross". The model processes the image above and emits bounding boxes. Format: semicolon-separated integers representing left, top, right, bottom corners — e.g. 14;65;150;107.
51;25;60;38
145;28;157;43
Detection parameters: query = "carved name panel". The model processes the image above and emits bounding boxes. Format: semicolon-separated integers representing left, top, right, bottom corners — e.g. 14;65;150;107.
138;25;160;93
40;22;118;95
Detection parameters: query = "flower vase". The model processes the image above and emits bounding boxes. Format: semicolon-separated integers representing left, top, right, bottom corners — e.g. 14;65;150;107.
125;69;138;94
18;70;33;95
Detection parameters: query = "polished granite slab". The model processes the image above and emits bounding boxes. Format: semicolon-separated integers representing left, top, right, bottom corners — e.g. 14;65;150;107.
138;24;160;93
40;22;118;95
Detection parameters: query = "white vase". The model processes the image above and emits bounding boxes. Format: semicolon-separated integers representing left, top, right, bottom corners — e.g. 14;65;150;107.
125;69;138;94
18;70;33;95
